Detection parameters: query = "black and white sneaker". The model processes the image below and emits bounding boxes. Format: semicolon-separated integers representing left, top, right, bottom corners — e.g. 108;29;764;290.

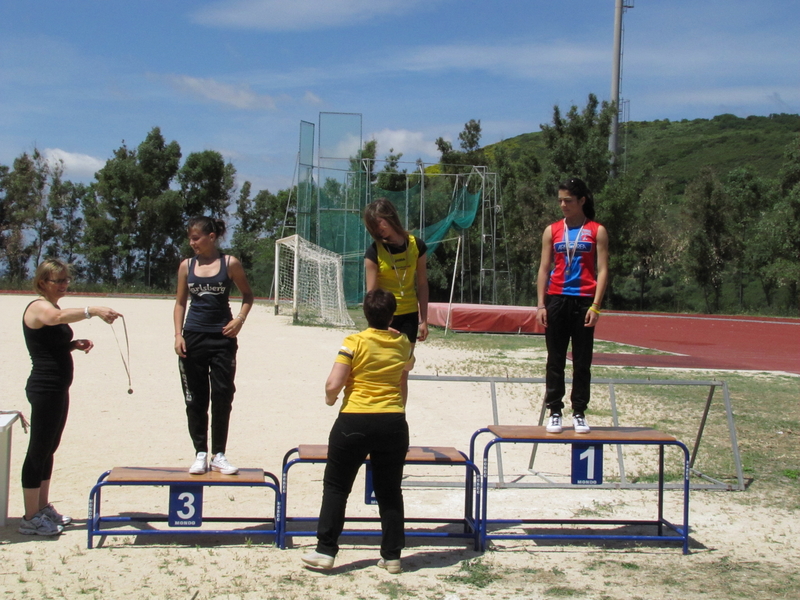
40;503;72;526
573;414;590;434
546;414;563;433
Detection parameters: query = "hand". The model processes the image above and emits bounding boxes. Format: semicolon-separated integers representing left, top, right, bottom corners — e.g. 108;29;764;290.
536;307;548;328
94;307;122;324
584;308;600;328
73;339;93;353
417;321;429;342
222;317;244;338
174;334;187;358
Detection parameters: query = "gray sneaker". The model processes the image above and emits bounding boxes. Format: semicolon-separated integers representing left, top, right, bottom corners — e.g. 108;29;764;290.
39;503;72;526
19;514;63;536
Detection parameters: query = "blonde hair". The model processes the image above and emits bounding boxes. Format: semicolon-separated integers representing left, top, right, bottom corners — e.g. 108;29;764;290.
32;258;70;294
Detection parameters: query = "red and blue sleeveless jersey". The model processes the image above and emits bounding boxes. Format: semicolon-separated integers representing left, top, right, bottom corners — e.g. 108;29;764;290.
547;219;601;298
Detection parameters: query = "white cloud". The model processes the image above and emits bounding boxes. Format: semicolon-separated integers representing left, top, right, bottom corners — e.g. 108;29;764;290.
303;91;324;106
396;42;607;80
163;74;277;110
191;0;444;31
43;148;106;180
639;85;800;109
369;129;438;161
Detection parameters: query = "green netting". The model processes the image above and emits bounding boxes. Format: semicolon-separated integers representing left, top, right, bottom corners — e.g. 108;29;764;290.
301;171;481;305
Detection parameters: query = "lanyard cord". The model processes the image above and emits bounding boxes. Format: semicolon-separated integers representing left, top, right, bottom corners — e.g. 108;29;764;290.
110;315;133;394
563;218;586;273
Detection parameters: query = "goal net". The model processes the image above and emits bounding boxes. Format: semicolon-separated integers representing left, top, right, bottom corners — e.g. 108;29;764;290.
274;234;355;327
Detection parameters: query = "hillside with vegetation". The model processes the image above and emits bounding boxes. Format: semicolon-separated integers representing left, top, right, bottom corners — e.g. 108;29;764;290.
1;104;798;316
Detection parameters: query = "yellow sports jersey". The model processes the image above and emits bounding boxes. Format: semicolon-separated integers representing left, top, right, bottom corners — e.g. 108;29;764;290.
335;328;412;413
375;235;421;315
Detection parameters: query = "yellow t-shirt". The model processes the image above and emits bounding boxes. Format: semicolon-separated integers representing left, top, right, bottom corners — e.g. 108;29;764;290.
375;234;421;315
335;328;412;413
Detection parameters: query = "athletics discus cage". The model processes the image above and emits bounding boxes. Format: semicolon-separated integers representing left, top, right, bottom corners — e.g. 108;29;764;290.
274;113;510;325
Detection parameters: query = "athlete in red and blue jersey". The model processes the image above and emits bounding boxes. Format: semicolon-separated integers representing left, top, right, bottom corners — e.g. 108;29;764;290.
536;178;609;434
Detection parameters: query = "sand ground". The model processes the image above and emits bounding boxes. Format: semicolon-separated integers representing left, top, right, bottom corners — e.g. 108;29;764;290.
0;294;797;600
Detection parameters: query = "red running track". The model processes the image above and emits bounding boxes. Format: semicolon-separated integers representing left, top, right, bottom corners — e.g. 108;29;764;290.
429;303;800;374
595;312;800;374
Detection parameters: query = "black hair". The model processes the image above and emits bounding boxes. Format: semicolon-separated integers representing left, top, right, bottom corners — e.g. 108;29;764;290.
188;216;227;239
558;178;595;220
363;288;397;329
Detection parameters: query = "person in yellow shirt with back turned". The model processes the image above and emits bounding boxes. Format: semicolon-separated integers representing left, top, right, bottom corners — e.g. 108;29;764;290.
302;288;413;575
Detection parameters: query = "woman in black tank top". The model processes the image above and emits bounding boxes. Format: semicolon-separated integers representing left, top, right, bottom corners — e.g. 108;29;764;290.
173;217;254;476
20;258;121;536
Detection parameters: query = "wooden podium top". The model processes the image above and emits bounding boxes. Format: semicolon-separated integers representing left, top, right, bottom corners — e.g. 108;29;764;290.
297;445;467;463
107;467;267;484
487;425;677;443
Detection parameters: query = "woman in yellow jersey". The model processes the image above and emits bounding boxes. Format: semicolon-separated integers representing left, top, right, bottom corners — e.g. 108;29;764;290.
363;198;429;402
302;289;413;574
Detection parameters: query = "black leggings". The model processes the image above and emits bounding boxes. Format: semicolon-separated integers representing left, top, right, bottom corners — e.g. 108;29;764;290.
22;389;70;489
179;331;238;455
544;294;596;415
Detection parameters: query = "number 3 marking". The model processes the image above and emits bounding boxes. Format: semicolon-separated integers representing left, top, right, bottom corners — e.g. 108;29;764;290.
177;492;196;519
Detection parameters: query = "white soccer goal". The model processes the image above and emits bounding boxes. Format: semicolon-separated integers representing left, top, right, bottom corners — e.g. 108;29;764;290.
274;234;355;327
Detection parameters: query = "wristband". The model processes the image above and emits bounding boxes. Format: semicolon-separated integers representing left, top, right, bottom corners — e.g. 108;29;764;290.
537;306;545;309
84;307;92;319
588;306;601;315
236;315;246;323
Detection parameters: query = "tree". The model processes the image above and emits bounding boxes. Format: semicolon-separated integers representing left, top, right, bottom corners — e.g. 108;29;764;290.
376;148;407;192
683;168;731;313
458;119;482;152
725;168;768;308
47;165;87;267
1;150;50;280
178;150;236;218
88;127;182;284
539;93;615;194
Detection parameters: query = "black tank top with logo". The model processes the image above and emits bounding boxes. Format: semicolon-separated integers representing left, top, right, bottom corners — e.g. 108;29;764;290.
183;255;233;333
23;300;74;393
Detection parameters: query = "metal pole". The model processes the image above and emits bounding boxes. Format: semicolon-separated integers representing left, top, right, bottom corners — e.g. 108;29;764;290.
609;0;624;176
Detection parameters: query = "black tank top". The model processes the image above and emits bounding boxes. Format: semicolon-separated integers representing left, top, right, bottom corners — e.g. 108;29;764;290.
183;254;233;333
23;300;74;393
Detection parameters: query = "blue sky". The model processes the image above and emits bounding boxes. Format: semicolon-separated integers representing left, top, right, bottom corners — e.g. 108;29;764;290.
1;0;798;195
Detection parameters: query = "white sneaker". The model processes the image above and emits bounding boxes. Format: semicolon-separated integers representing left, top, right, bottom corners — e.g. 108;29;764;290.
39;503;72;526
546;414;563;433
210;453;238;475
189;452;208;474
378;558;402;574
573;414;590;434
301;551;335;570
19;514;63;536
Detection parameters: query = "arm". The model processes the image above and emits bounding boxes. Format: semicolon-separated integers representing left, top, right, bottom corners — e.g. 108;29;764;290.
325;362;351;406
222;256;255;338
24;299;120;329
585;225;609;328
365;257;379;292
415;254;429;342
173;260;189;358
535;226;553;328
